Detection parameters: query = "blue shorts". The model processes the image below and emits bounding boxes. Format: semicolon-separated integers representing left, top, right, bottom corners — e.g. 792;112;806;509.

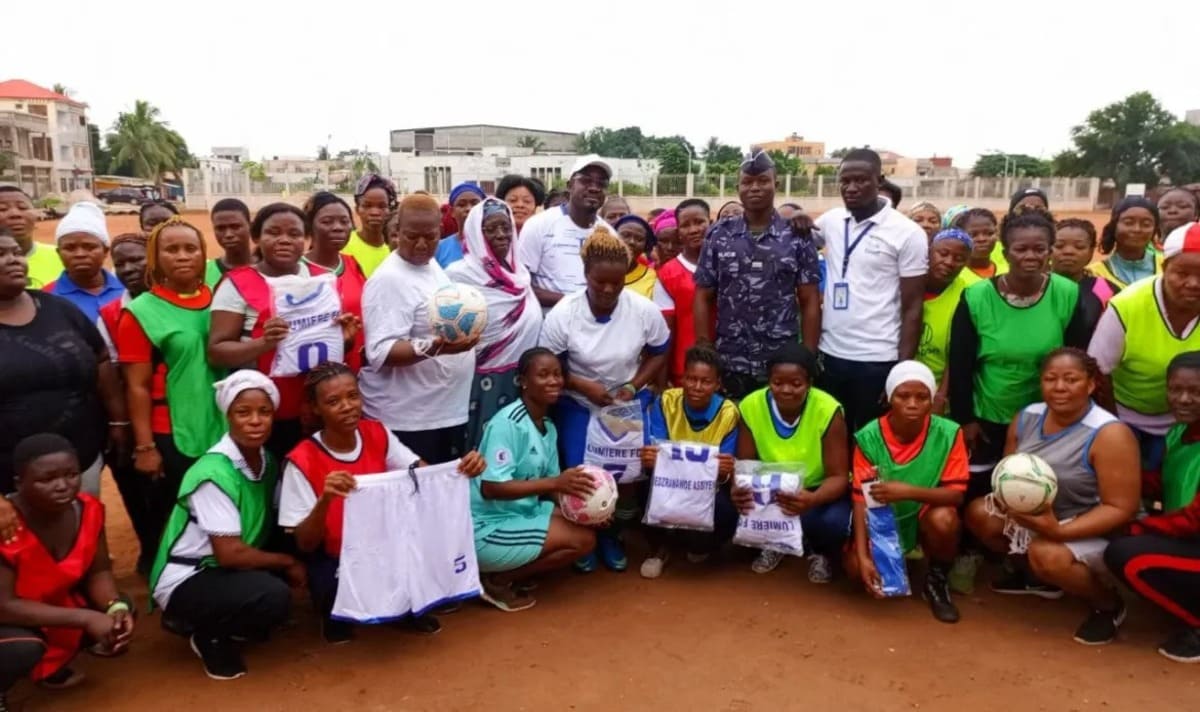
474;500;554;573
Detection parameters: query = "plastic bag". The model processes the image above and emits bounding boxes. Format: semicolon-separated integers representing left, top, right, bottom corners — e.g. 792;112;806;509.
731;460;805;556
269;273;344;377
583;401;645;483
862;470;911;597
643;441;719;531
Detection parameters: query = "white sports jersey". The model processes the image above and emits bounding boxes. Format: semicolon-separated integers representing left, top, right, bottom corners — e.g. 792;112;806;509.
732;468;805;556
332;462;479;623
584;402;646;483
643;441;719;531
269;273;344;377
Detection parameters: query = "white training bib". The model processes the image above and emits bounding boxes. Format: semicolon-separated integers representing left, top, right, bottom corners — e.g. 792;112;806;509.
332;461;479;623
583;402;645;484
270;273;344;377
643;441;719;531
732;466;805;556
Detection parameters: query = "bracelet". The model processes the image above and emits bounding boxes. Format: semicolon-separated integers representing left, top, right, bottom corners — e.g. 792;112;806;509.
106;600;131;616
108;421;131;427
133;444;156;454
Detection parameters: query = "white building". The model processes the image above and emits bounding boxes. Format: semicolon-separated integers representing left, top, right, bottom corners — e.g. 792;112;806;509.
387;150;659;195
211;146;248;163
1187;110;1200;127
0;79;93;195
390;124;579;156
197;156;245;195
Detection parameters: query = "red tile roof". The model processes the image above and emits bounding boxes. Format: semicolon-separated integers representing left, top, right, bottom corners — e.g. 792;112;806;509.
0;79;86;107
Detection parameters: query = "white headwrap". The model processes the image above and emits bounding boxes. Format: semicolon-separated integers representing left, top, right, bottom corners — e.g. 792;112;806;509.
445;198;541;371
55;201;110;246
214;370;280;415
885;360;937;401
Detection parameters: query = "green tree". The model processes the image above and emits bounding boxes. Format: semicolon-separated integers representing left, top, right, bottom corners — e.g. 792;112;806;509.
702;137;742;165
87;123;109;173
317;145;330;161
830;147;854;159
105;100;188;182
656;143;691;175
52;83;71;97
971;153;1052;177
516;135;546;154
767;150;801;176
1057;92;1200;187
242;160;267;182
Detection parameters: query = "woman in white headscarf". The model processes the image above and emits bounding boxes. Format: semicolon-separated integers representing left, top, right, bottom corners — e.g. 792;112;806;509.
844;361;970;624
148;370;304;681
446;198;543;448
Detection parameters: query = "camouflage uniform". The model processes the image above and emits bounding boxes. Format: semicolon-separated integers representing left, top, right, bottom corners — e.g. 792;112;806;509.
694;213;820;389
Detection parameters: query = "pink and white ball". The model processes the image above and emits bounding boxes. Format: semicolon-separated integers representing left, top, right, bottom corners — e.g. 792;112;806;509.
559;465;618;526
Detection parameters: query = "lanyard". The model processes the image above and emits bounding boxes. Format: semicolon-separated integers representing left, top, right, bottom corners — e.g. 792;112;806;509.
840;217;874;279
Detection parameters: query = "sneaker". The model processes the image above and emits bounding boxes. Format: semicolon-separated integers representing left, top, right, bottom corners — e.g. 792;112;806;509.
1073;599;1127;646
922;566;961;624
598;536;628;572
807;554;833;584
752;549;784;574
948;552;982;595
1158;628;1200;664
574;552;598;574
989;568;1064;599
640;548;670;579
189;634;246;681
479;577;537;612
404;613;442;635
685;550;711;564
39;666;86;689
322;617;354;645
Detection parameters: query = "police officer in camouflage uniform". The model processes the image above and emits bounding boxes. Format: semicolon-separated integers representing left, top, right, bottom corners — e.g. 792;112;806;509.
694;150;822;400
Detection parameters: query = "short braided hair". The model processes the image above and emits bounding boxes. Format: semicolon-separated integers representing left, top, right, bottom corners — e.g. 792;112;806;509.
145;216;206;287
581;225;630;273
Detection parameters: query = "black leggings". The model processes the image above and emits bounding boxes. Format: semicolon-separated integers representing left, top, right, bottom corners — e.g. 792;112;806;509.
1105;534;1200;628
164;568;291;642
110;459;158;569
393;425;467;465
0;627;44;693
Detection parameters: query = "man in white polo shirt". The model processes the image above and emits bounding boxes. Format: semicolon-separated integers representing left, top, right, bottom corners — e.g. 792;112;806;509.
815;148;928;440
517;155;615;308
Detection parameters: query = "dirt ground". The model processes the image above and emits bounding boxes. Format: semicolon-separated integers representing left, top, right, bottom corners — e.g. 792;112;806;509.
19;208;1197;712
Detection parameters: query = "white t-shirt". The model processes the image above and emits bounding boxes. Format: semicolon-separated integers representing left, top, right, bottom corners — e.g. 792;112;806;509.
277;429;421;528
152;436;274;609
538;289;671;409
359;253;475;431
211;263;315;339
816;203;928;361
516;206;613;299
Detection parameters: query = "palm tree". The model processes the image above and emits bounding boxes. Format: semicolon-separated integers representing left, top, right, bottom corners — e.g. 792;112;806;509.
517;135;546;154
52;83;71;97
106;100;179;182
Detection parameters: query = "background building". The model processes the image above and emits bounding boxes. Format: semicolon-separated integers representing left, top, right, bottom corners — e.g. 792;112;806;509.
0;79;93;196
390;124;579;156
1187;109;1200;127
756;133;826;158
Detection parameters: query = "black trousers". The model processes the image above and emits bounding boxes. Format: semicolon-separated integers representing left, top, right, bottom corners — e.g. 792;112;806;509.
265;418;304;469
393;424;467;465
1106;534;1200;628
164;568;290;642
0;627;44;693
110;459;158;569
817;353;895;440
721;372;766;402
149;434;199;554
305;550;339;619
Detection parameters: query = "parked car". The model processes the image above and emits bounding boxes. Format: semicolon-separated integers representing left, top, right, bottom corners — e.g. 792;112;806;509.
98;187;147;204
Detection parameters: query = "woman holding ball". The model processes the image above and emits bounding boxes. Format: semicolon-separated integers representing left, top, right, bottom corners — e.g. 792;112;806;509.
965;348;1140;645
446;199;543;448
471;348;598;611
359;194;479;463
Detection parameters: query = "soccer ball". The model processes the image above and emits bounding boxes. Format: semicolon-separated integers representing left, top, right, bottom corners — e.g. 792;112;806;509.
560;465;618;526
991;453;1058;515
428;284;488;344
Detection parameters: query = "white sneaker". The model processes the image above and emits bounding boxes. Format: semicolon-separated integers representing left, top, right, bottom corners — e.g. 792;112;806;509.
807;554;832;583
752;549;784;574
640;548;670;579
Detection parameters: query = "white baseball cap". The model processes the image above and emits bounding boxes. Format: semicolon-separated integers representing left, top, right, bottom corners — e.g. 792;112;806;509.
570;154;614;180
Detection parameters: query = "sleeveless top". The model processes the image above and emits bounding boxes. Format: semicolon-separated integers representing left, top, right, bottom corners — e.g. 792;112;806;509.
0;493;104;681
740;387;841;488
286;420;391;557
1108;277;1200;416
1014;402;1118;520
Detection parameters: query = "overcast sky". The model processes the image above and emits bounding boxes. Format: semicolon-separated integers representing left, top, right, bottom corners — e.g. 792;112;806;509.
3;1;1196;168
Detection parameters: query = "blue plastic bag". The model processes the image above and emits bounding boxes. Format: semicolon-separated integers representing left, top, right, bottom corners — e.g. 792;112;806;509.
862;476;911;597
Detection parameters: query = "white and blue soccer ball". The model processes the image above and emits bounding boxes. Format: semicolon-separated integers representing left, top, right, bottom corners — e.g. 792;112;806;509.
428;284;488;344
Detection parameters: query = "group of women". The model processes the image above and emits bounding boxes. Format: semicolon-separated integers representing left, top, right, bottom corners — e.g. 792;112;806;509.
0;174;1199;704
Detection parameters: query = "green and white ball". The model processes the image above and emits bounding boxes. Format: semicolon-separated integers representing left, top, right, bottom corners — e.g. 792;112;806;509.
991;453;1057;515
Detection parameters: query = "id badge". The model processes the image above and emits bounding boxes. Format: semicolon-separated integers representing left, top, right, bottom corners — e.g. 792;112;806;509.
832;282;850;310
